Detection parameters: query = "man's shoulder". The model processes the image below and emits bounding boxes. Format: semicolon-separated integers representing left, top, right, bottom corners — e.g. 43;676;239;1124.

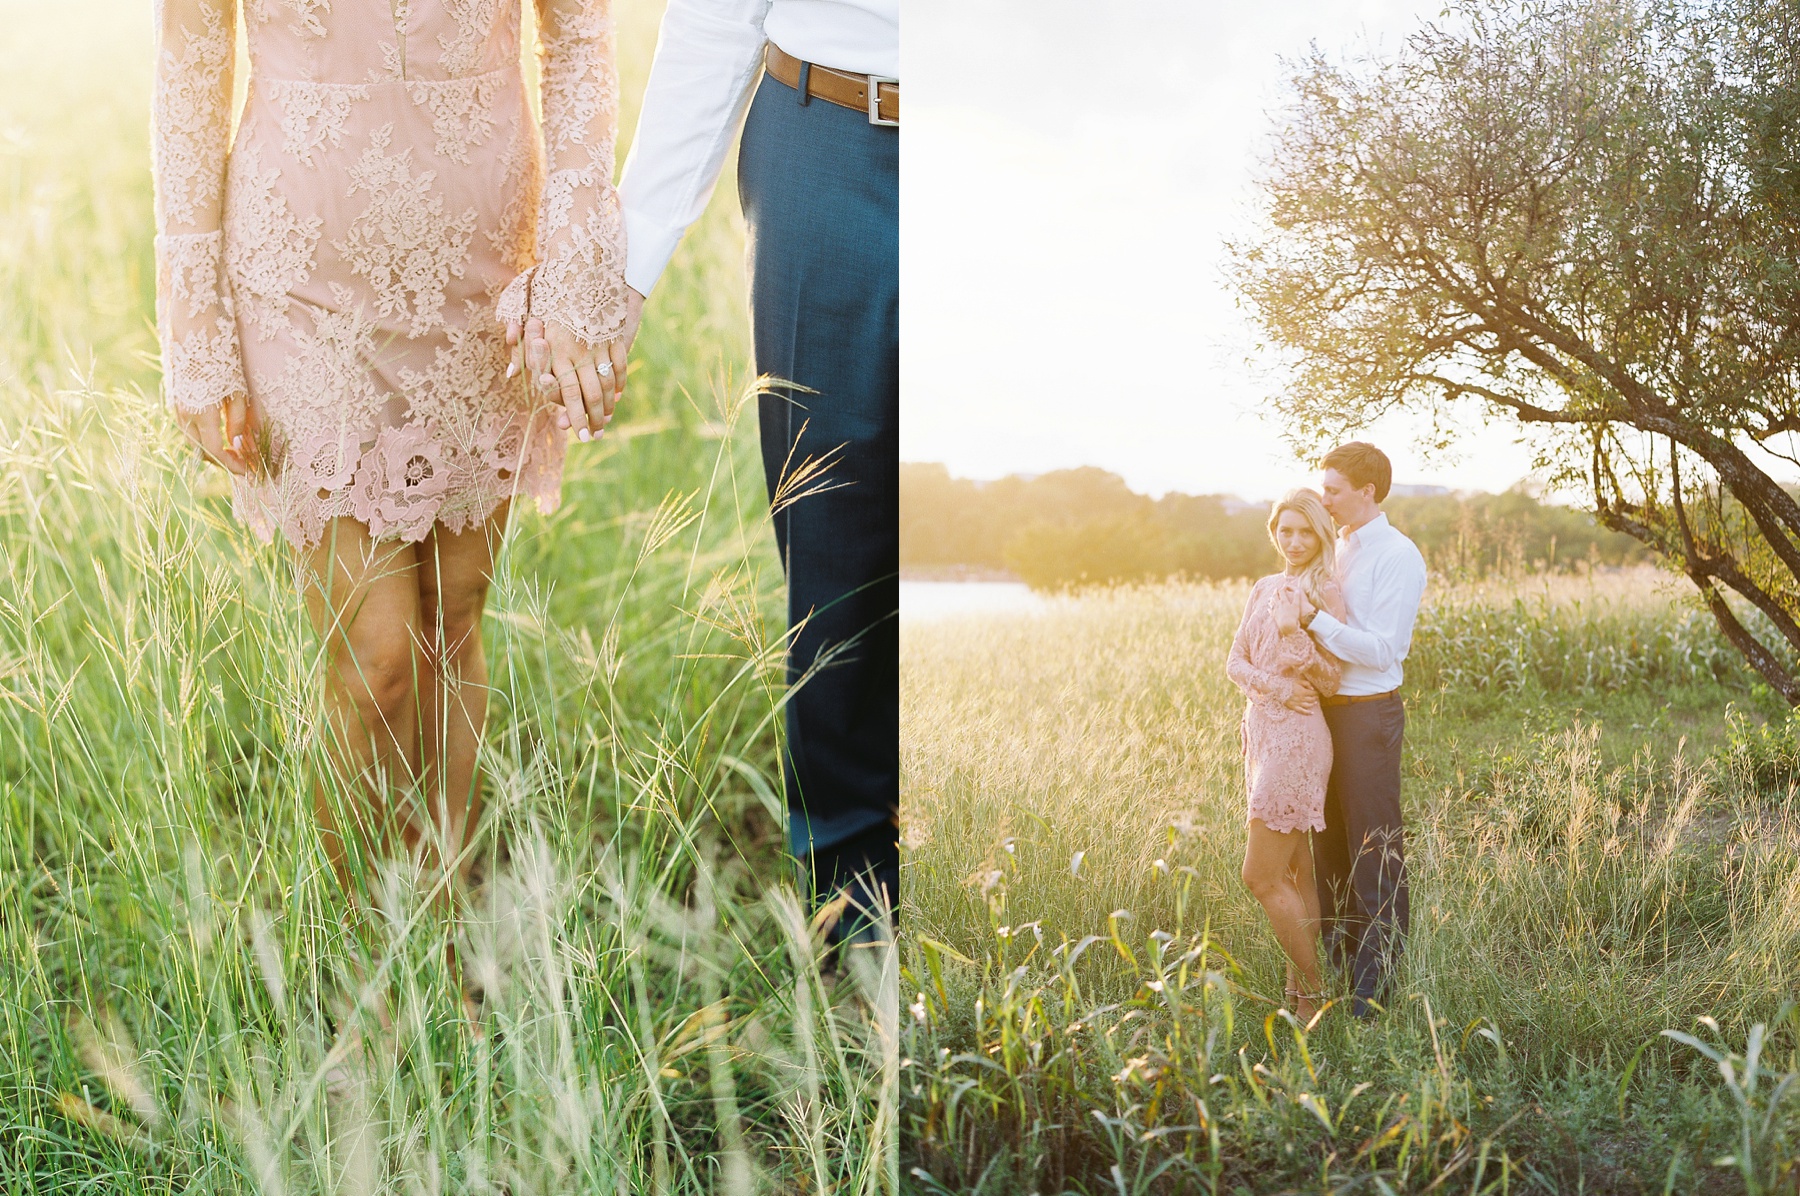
1374;521;1428;571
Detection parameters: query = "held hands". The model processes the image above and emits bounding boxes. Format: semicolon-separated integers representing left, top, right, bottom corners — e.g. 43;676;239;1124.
177;392;258;475
504;288;646;442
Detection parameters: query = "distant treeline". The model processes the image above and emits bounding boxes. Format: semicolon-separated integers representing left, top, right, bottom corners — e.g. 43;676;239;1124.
900;463;1651;589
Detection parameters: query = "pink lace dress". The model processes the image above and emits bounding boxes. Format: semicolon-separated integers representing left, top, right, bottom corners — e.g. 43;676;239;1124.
152;0;628;547
1225;575;1346;834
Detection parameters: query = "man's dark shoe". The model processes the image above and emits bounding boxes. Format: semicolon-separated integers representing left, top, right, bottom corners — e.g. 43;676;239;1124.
802;823;898;950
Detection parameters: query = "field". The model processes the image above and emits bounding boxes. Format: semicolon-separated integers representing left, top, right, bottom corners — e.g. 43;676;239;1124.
0;2;892;1192
900;572;1800;1194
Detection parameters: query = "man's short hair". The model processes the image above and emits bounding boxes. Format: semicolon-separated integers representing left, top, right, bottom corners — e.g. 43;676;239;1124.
1320;441;1392;503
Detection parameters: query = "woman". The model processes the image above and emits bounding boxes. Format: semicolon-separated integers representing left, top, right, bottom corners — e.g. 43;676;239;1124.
1225;488;1346;1020
152;0;628;888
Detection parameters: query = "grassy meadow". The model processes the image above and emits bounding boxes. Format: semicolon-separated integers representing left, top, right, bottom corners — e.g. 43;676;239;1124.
901;571;1800;1194
0;2;893;1192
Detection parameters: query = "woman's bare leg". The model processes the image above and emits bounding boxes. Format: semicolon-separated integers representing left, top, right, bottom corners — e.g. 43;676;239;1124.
298;518;427;889
416;501;509;888
1294;833;1322;963
1242;818;1327;1020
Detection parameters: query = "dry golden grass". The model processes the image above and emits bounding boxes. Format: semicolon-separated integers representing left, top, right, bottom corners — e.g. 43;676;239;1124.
901;570;1800;1194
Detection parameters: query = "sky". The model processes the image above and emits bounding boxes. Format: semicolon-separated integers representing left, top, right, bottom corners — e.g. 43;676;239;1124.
900;0;1549;503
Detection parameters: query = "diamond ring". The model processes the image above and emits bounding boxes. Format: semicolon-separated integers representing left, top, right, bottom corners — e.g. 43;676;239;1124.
596;361;613;378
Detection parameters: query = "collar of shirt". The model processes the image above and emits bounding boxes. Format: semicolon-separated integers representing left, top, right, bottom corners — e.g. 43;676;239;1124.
1338;511;1391;550
1339;507;1389;558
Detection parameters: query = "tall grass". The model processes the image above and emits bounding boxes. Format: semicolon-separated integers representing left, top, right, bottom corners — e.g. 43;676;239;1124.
901;576;1800;1193
0;2;894;1191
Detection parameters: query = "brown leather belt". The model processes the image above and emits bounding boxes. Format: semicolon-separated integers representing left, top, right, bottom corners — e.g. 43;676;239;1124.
1320;689;1399;707
765;42;898;126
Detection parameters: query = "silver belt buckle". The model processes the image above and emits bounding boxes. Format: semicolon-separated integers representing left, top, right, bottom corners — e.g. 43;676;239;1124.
866;74;898;126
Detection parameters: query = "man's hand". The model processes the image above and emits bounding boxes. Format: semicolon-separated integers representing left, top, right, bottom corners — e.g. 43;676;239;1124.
1282;687;1320;716
606;287;646;409
176;392;257;475
619;286;646;360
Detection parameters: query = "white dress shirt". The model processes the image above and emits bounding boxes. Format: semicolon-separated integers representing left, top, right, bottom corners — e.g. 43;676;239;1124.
618;0;900;296
1307;513;1428;696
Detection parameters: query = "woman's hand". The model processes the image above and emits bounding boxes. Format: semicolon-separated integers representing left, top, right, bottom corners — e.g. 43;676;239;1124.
505;315;627;442
1271;584;1302;635
176;392;257;475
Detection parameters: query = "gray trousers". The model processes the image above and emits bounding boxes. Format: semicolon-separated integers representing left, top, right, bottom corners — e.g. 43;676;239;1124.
1314;694;1409;1016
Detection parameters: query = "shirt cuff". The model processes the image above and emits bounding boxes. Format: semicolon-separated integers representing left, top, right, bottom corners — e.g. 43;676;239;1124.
621;205;687;298
1308;611;1345;640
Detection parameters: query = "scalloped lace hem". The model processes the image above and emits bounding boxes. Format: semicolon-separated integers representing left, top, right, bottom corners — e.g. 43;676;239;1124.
228;417;564;548
1246;805;1329;836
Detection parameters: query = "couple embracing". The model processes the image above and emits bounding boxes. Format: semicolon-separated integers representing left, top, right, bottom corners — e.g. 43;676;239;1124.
1226;442;1427;1021
152;0;897;943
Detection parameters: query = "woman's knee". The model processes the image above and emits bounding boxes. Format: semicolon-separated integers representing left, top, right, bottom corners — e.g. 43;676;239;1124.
423;582;489;664
1242;857;1282;899
333;634;420;726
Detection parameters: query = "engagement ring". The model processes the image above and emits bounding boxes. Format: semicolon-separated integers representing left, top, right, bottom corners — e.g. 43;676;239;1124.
597;361;613;378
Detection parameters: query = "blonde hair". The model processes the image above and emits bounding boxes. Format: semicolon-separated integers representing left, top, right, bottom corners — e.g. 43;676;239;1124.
1267;487;1336;607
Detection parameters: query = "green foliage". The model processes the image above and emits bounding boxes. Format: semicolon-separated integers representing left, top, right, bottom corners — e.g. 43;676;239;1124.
1234;0;1800;702
0;4;893;1192
901;578;1800;1192
903;462;1651;591
1719;704;1800;798
1661;1004;1800;1196
1406;576;1754;697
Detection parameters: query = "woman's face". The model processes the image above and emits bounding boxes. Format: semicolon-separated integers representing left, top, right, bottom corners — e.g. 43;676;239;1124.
1275;509;1320;568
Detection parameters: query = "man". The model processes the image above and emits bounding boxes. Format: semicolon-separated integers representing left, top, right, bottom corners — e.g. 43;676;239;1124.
615;0;899;942
1297;442;1427;1017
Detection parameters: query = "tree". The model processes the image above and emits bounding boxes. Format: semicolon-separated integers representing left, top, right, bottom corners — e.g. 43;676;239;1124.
1235;0;1800;701
1002;513;1175;591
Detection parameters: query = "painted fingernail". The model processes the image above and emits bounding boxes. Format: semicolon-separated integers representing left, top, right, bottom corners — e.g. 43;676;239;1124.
578;428;590;442
232;435;244;450
506;361;518;379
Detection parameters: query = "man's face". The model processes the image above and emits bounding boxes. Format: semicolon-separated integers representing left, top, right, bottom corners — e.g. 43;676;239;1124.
1319;468;1375;527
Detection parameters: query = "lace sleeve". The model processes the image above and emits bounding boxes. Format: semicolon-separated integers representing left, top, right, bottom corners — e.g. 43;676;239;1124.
496;0;629;347
152;0;247;415
1268;579;1332;688
1299;579;1347;696
1226;581;1292;705
1297;631;1342;696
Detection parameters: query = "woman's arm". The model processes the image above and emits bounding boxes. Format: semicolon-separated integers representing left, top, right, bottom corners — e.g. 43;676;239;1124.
499;0;632;437
1226;583;1292;705
1300;579;1348;695
1299;632;1342;696
153;0;253;470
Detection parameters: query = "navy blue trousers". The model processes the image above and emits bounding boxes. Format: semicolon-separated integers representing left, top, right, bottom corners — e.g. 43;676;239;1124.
1315;695;1411;1016
737;69;898;900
